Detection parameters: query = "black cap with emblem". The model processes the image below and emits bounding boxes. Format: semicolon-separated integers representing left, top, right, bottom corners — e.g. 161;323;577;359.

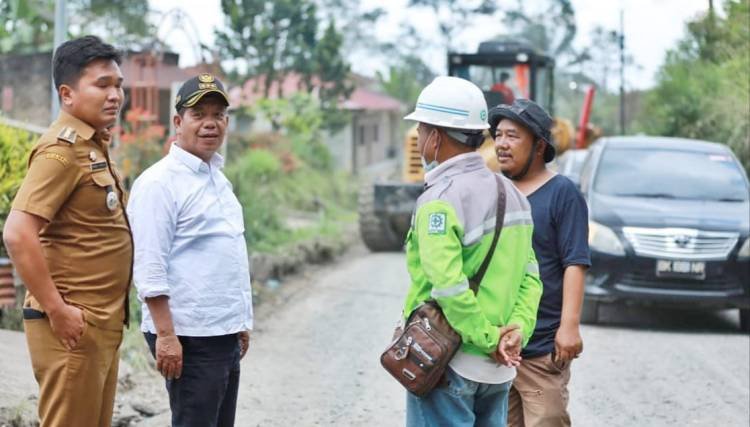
174;73;230;111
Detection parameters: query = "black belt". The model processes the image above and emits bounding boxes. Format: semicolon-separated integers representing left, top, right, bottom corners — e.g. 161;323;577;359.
22;308;46;320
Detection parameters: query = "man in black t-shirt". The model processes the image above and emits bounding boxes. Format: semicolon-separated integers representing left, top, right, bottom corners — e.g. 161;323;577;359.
490;99;591;427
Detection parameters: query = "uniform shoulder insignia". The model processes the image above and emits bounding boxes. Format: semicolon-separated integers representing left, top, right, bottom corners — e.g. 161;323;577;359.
45;152;70;167
56;126;77;144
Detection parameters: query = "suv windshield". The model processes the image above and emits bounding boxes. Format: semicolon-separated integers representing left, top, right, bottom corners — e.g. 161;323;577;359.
594;147;749;201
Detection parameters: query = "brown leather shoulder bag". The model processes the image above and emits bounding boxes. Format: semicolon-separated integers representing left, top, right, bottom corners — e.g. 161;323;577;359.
380;176;506;396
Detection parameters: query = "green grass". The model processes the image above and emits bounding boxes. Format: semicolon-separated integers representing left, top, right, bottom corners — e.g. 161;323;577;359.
252;209;357;254
226;146;359;253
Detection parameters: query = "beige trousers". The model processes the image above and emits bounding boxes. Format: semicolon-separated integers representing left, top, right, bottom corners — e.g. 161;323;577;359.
508;353;572;427
24;315;122;427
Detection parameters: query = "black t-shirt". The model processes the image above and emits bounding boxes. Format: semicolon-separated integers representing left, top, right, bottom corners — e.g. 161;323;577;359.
522;174;591;358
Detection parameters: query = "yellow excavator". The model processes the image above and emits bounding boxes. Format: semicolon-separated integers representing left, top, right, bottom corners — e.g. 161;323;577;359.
359;40;587;251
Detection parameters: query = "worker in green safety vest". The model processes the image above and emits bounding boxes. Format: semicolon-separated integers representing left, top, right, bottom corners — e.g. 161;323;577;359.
400;76;543;427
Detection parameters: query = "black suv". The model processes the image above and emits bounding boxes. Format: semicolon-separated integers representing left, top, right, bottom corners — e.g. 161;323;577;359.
578;136;750;331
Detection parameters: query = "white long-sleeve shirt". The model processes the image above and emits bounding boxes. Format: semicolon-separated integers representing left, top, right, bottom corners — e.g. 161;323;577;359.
128;143;253;336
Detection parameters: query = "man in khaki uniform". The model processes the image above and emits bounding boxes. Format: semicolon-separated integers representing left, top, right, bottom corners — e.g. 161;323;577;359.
2;35;131;427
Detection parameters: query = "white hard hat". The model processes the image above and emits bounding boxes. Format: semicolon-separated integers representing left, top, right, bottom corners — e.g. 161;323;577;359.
404;76;489;131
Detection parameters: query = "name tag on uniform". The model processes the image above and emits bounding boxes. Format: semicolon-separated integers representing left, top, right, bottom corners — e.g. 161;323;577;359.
90;161;107;171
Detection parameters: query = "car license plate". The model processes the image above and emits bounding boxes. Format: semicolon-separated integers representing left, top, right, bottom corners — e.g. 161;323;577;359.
655;260;706;279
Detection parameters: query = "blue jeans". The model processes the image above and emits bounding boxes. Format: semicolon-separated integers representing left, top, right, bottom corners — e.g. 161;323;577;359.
406;367;512;427
144;333;241;427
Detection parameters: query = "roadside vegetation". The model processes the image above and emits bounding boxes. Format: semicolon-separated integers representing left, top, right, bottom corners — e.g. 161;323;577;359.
0;122;35;332
225;93;358;253
0;122;34;239
634;0;749;175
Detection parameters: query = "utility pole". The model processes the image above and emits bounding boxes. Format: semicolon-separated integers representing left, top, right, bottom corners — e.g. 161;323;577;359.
619;9;626;135
50;0;67;121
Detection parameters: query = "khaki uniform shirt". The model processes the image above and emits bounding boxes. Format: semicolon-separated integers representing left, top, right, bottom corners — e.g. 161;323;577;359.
12;111;133;330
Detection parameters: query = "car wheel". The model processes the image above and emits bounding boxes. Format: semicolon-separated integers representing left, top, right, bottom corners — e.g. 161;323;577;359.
740;309;750;333
581;299;599;324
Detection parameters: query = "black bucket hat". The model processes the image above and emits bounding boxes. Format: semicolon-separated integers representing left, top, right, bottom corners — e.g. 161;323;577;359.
489;98;556;162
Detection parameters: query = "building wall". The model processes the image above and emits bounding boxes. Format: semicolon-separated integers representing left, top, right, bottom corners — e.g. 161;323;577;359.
323;122;353;172
350;110;399;173
0;52;52;127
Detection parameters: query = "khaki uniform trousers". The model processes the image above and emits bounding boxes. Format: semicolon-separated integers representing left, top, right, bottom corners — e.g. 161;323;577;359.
508;353;572;427
24;315;123;427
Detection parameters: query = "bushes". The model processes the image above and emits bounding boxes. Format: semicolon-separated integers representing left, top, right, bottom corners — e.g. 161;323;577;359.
113;108;166;187
0;122;34;255
0;124;34;220
225;137;357;253
226;148;286;247
221;91;357;252
0;122;34;328
256;93;336;170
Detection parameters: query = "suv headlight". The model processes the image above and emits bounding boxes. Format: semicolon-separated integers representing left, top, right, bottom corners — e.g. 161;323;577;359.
739;237;750;259
589;221;625;256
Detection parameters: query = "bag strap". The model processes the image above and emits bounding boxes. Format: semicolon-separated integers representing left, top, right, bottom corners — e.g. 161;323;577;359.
469;175;506;294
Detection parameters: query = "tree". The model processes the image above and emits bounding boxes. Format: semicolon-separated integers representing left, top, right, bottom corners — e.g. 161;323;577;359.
216;0;353;130
81;0;152;48
577;26;620;90
313;19;353;131
315;0;386;59
406;0;499;51
0;0;55;53
216;0;319;97
636;0;749;174
376;55;436;113
0;0;153;54
502;0;577;60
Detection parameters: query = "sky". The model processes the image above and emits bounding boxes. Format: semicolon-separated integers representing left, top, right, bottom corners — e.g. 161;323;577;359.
149;0;712;90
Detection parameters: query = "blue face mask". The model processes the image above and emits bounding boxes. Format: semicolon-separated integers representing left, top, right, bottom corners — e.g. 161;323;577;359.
421;157;439;172
421;130;440;172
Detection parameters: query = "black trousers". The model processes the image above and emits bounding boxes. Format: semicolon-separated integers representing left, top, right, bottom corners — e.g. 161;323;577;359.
145;332;241;427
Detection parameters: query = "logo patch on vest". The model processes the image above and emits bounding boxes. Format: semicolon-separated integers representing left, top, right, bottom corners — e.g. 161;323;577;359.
427;213;447;235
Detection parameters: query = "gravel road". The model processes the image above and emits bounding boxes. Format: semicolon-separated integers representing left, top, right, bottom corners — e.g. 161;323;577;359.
3;248;748;426
234;249;749;426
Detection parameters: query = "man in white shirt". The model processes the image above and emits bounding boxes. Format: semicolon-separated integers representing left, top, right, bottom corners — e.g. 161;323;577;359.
127;73;253;427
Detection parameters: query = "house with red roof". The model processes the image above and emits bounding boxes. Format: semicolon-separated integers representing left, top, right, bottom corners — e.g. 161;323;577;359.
228;73;404;174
